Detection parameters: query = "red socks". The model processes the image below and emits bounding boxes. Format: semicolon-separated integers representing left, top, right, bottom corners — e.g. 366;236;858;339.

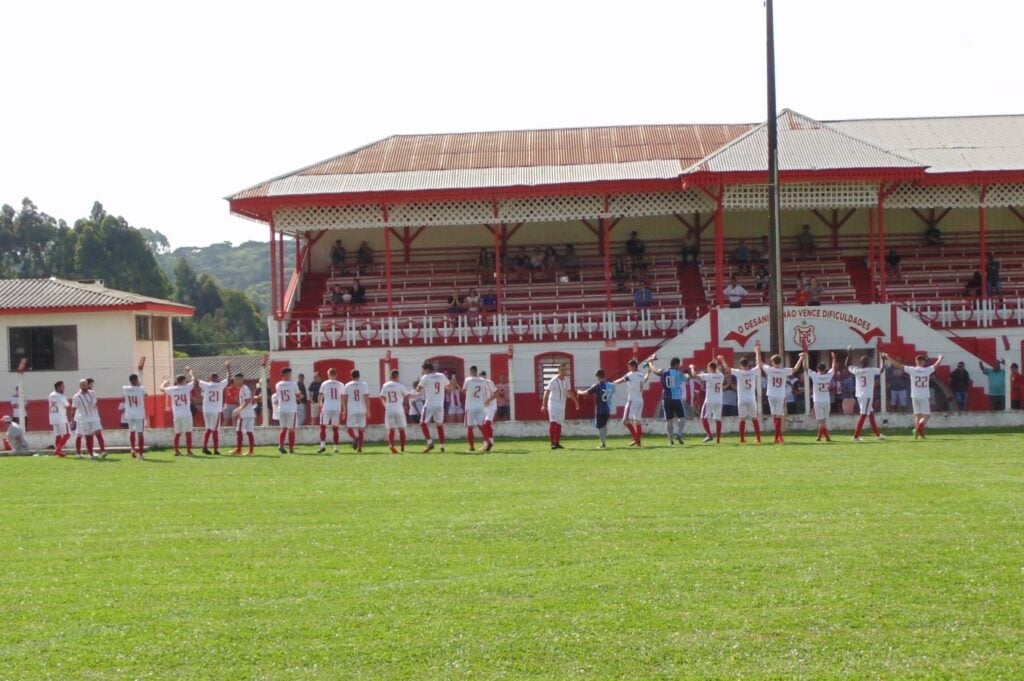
212;431;219;450
332;427;339;444
752;420;761;440
701;419;712;438
388;430;396;447
773;417;783;441
347;427;357;442
635;423;642;444
279;430;286;447
236;432;243;448
715;421;722;443
625;422;637;439
869;414;881;436
288;431;296;449
319;425;327;441
185;433;193;452
203;431;211;448
549;422;557;444
483;422;493;441
130;432;137;451
467;429;476;448
85;435;94;454
739;421;746;440
854;415;865;438
421;423;431;439
437;426;446;444
247;433;255;451
399;430;406;449
96;433;106;451
358;431;365;450
174;434;180;451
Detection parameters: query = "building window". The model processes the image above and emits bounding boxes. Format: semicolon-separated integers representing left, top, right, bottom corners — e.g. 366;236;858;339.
135;316;152;341
534;352;574;394
152;317;170;341
136;316;171;341
8;326;78;371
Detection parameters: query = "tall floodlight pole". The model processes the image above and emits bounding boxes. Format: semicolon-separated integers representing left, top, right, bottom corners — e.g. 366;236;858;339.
766;0;786;356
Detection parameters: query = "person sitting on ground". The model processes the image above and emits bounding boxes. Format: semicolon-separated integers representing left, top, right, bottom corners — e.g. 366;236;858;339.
754;265;769;292
886;248;902;280
964;271;983;298
723;275;747;309
447;288;466;314
797;225;816;254
613;255;629;292
806;276;825;306
349;278;367;305
464;288;482;313
329;239;346;273
625;231;646;262
560;243;580;279
356;241;374;268
680;231;700;265
2;415;31;453
986;252;1003;299
732;239;752;275
476;248;492;273
925;224;943;247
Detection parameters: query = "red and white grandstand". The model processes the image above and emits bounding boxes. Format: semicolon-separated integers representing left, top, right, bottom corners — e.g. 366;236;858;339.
228;109;1024;424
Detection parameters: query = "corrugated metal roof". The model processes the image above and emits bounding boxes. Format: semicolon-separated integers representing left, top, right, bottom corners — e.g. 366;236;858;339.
828;115;1024;173
686;110;924;174
0;278;193;313
174;354;265;379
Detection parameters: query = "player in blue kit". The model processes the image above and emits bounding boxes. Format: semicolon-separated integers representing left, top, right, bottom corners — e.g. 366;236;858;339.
578;370;615;449
649;357;688;445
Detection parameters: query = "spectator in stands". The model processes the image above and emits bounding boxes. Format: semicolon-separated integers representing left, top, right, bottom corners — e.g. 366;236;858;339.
887;364;909;413
886;249;902;280
1010;363;1023;410
560;244;581;279
350;279;367;305
513;247;531;276
625;231;646;262
356;241;374;269
758;235;770;262
329;239;346;273
979;359;1006;410
476;248;493;273
949;361;972;411
681;231;700;265
330;284;349;307
732;239;752;275
806;276;825;306
495;376;510;418
797;225;816;254
613;255;629;292
530;247;544;271
964;271;983;298
925;224;943;247
985;253;1003;299
633;279;653;308
542;246;560;273
794;282;810;306
447;288;466;314
464;288;482;313
754;265;769;292
723;275;747;309
795;270;811;289
480;290;497;311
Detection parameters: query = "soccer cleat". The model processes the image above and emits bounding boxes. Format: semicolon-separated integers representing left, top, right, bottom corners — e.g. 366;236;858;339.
876;434;886;441
352;442;359;451
423;443;435;453
702;436;713;443
289;448;295;454
597;444;607;449
552;443;564;450
439;446;445;453
628;441;640;447
332;446;338;454
138;453;145;460
853;436;864;442
278;446;287;454
739;438;747;444
467;447;476;452
232;448;242;455
202;448;212;455
56;452;66;458
174;451;182;457
186;451;194;457
484;441;493;452
213;450;221;456
754;438;761;444
317;446;326;454
390;446;398;454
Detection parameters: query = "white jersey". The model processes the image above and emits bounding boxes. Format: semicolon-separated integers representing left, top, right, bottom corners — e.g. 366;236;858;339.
732;368;760;404
762;365;794;398
344;380;370;414
463;376;490;410
122;385;147;420
698;372;726;404
906;365;935;399
622;371;648;401
419;372;450;408
380;381;411;409
162;385;193;419
319;379;345;412
237;385;255;418
849;366;881;399
545;376;571;409
809;370;835;404
274;380;299;414
48;391;70;426
199;379;229;412
71;391;98;422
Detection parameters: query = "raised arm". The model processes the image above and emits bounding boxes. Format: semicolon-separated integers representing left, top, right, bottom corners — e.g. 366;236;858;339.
830;352;839;374
931;354;943;367
844;345;853;369
886;354;904;369
716;354;730;372
754;341;763;368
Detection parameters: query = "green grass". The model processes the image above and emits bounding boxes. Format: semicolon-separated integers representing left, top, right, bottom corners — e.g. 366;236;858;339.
1;430;1022;680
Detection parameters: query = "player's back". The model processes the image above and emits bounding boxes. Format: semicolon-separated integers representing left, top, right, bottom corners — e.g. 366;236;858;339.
420;373;449;406
122;385;147;418
463;376;488;409
344;380;370;412
733;369;759;402
48;392;69;423
319;379;345;409
201;380;228;409
274;380;299;412
380;381;408;407
810;371;834;401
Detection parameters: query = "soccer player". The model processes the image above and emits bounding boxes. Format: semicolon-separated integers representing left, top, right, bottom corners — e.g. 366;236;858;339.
807;352;839;443
541;363;578;450
722;356;762;444
72;377;107;456
70;378;105;458
199;364;230;455
691;358;726;443
2;415;31;453
231;373;256;455
888;353;943;439
462;366;493;452
161;370;196;456
48;381;71;457
343;370;369;452
380;369;415;453
122;374;148;459
847;346;886;442
317;368;345;453
417;362;450;453
275;367;300;454
578;369;615;448
480;370;500;442
614;358;650;446
756;341;806;444
650;357;688;445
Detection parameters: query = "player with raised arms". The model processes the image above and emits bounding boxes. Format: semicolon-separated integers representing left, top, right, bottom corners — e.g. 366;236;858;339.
807;351;839;443
462;366;494;452
846;346;886;442
649;357;688;445
887;353;943;439
274;367;299;454
577;369;615;448
541;363;578;450
122;373;148;459
231;372;256;455
416;362;450;453
161;369;196;456
343;369;369;452
613;358;650;447
199;363;230;455
380;369;415;453
756;341;806;444
692;357;726;444
317;368;345;454
720;355;762;444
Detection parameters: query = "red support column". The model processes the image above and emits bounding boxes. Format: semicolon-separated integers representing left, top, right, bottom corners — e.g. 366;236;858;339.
295;234;301;271
278;230;286;314
877;189;887;303
269;220;278;318
867;207;876;302
979;185;989;299
713;192;725;307
492;224;503;311
603;196;612;310
382;207;394;317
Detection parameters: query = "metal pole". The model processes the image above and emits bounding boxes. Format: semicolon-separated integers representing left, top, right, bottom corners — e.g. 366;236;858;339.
766;0;785;356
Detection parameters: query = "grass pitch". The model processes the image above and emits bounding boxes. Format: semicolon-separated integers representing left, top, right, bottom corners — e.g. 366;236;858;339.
1;430;1022;680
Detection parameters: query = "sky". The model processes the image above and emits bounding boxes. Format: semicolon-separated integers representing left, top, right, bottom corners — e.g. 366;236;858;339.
3;0;1022;249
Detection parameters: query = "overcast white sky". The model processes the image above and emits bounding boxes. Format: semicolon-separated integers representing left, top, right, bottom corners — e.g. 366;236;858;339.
3;0;1022;248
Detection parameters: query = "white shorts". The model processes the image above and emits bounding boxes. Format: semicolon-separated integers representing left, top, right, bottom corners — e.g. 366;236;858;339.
235;416;255;434
449;405;464;416
737;400;758;419
385;408;407;429
346;412;367;429
278;411;298;429
422;405;445;424
485;404;497;422
547;404;565;424
701;401;722;421
127;418;145;433
813;401;830;420
320;409;341;426
912;397;931;415
203;411;222;430
857;395;874;415
623;399;643;421
465;407;486;427
767;396;786;416
78;417;102;434
51;422;70;438
173;416;193;434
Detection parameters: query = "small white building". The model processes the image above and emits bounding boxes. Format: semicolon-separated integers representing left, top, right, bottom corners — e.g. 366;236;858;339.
0;278;193;429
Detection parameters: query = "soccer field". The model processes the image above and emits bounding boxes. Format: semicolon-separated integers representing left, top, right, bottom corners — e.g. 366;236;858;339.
1;432;1022;679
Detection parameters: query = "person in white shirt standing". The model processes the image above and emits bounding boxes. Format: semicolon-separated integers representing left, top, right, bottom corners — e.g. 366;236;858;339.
343;370;369;452
846;346;886;442
614;358;651;447
47;381;71;457
380;369;415;453
317;368;345;454
480;370;499;445
541;363;578;450
887;353;943;439
417;362;450;453
755;341;806;444
231;372;256;456
807;352;839;443
723;275;748;309
462;366;494;452
692;357;726;444
721;356;762;444
274;367;300;454
122;374;148;459
199;364;230;455
162;370;197;456
70;378;104;458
